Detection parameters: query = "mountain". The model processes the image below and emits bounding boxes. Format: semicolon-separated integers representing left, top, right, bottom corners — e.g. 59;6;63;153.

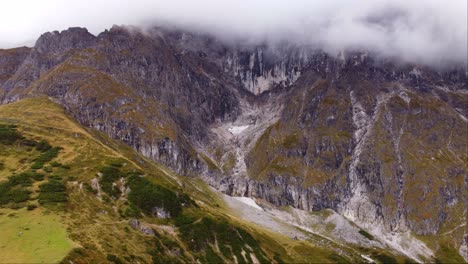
0;26;467;263
1;97;365;263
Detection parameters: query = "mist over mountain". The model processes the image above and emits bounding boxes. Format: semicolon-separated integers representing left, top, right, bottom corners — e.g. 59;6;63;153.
1;0;467;67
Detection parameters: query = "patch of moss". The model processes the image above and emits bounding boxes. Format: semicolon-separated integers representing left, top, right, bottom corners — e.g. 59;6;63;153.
31;146;61;169
38;180;67;205
127;175;184;217
372;252;397;264
108;159;124;168
358;229;375;240
204;246;224;263
0;171;46;207
177;215;270;263
106;254;124;264
222;152;236;174
35;140;52;152
434;244;466;264
281;133;300;149
201;154;220;172
99;165;123;197
0;124;23;145
329;253;352;264
50;161;62;167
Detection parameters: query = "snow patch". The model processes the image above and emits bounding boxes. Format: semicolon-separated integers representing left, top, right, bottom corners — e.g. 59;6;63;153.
232;196;263;210
228;125;249;135
209;96;283;178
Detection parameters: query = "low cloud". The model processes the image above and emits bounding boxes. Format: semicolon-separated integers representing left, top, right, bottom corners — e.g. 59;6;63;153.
1;0;466;66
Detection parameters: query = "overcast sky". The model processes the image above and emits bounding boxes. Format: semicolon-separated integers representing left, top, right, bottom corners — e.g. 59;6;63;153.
0;0;466;66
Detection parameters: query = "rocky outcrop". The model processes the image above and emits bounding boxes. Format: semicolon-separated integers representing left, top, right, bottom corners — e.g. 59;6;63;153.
0;47;30;87
212;174;341;212
0;26;242;174
152;207;170;219
90;177;102;197
128;218;155;236
222;44;309;95
34;27;96;54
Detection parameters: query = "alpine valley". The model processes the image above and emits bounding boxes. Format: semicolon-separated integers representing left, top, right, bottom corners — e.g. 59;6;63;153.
0;26;466;263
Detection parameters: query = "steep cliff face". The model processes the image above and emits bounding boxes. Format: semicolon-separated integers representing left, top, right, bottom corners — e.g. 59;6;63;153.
1;26;243;175
160;30;309;96
0;47;30;81
207;54;467;260
222;44;309;95
1;26;467;261
0;47;31;98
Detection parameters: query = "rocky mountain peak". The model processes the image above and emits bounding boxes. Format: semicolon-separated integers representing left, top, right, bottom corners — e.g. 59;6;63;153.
34;27;96;54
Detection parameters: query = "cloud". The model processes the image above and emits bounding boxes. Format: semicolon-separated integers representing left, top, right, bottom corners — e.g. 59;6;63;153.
0;0;466;66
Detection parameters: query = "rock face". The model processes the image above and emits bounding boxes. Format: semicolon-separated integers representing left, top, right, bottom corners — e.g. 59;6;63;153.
222;44;309;95
1;26;241;175
0;47;31;98
152;207;170;219
128;219;155;236
1;26;467;256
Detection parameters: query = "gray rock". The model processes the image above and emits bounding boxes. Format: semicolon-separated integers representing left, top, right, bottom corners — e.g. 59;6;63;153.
152;207;170;219
128;218;155;236
128;218;140;229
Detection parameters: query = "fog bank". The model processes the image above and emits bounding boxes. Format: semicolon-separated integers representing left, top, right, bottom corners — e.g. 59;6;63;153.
1;0;466;66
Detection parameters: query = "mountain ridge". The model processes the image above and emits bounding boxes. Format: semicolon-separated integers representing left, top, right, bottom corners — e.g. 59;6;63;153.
1;25;467;262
